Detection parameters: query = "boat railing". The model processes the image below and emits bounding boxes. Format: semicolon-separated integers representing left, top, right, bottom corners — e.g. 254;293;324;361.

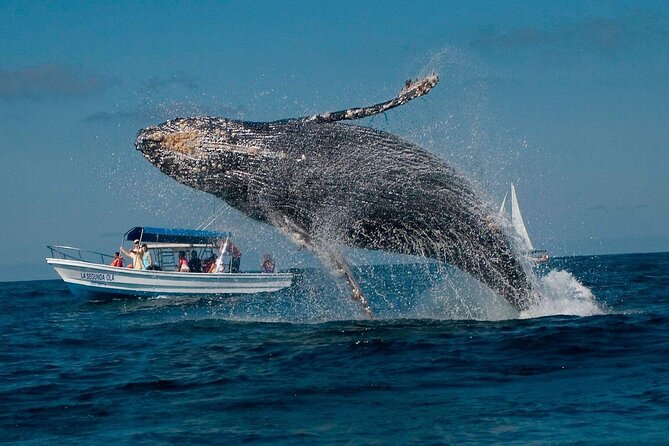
47;245;114;264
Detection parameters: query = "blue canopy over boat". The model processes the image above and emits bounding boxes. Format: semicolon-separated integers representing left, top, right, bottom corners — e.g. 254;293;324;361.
124;227;232;244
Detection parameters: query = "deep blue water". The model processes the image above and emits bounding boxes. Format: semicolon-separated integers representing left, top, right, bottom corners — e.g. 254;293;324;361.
2;252;669;444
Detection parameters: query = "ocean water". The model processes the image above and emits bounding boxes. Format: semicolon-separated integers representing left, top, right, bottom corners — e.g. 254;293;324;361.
2;252;669;444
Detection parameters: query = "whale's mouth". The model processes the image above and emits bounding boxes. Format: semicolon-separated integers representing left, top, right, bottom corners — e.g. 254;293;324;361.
136;123;205;158
135;126;165;153
134;126;179;174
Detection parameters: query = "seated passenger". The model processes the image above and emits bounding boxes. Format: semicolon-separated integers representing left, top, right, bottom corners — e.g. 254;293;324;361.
110;252;124;267
261;254;275;273
141;244;156;270
177;251;190;272
202;253;217;273
188;250;202;273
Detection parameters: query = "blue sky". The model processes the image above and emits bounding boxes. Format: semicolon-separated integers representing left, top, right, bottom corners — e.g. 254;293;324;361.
2;1;668;281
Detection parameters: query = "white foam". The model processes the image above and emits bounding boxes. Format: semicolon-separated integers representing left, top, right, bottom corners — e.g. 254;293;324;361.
520;270;604;319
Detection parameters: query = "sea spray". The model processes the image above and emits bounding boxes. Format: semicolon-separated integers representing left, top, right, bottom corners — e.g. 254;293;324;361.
521;269;603;318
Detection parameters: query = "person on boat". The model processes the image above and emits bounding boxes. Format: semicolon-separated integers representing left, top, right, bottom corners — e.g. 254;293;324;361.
141;243;157;270
202;253;217;273
261;254;275;273
226;242;242;273
110;252;124;267
188;250;202;273
120;240;143;270
177;251;190;272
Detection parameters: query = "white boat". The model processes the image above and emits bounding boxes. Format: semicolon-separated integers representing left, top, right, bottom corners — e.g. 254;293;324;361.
46;227;293;298
499;183;549;264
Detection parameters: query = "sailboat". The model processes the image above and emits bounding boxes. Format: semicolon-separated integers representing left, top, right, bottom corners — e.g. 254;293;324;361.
499;183;549;264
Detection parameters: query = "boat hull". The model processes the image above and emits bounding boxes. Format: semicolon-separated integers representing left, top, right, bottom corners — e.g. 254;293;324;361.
46;258;293;298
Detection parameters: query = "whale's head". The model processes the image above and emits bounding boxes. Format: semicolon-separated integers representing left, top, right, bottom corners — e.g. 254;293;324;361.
135;117;273;202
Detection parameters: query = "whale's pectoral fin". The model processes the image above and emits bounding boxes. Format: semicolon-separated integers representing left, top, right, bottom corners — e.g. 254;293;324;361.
316;243;372;319
286;74;439;124
270;214;372;318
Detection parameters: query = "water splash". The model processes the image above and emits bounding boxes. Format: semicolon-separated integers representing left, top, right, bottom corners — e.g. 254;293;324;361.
92;261;603;325
521;269;604;319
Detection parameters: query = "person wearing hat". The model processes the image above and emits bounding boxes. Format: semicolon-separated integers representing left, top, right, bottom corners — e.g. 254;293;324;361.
120;239;144;270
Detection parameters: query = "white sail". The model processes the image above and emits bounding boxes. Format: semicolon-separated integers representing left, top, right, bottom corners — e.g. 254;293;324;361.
510;183;534;251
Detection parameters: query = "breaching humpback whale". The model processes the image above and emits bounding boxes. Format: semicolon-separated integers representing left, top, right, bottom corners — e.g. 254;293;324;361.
135;75;536;316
